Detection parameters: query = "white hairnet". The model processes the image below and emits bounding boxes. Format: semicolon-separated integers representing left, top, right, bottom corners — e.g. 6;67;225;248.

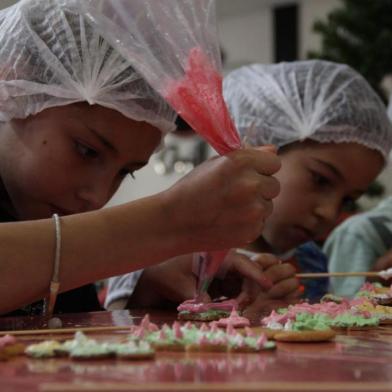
0;0;176;133
81;0;239;155
223;60;392;160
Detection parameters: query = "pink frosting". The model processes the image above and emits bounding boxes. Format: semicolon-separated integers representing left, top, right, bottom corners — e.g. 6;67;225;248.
140;314;159;332
159;329;167;340
198;335;210;345
256;334;267;347
172;322;183;339
360;282;377;293
226;324;237;336
215;308;250;328
177;299;238;313
245;327;255;338
183;322;194;330
0;335;16;349
261;298;376;326
134;328;145;339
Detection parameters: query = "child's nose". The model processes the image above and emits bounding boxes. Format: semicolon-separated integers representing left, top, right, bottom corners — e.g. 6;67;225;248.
313;197;340;226
76;182;113;211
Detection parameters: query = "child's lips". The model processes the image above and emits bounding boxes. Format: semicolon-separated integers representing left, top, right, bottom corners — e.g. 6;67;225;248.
291;226;314;242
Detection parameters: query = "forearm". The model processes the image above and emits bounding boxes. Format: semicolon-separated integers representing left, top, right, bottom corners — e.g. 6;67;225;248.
0;193;185;313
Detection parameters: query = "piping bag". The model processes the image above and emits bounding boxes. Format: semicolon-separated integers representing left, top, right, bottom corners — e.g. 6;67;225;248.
81;0;243;300
164;47;241;301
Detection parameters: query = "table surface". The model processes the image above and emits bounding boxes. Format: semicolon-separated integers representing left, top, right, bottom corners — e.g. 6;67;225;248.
1;310;392;392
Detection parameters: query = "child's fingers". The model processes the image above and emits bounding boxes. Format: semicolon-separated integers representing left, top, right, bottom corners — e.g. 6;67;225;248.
251;253;282;270
373;248;392;271
229;148;281;176
266;278;300;299
236;290;252;308
263;263;296;284
230;254;273;290
256;144;277;154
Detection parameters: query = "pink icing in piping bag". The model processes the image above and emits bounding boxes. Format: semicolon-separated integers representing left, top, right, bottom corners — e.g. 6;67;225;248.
164;47;241;301
164;47;240;154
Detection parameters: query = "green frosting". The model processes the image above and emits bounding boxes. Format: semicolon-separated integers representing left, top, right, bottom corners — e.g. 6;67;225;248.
290;313;332;331
289;312;379;330
179;310;230;320
331;313;379;328
355;290;373;298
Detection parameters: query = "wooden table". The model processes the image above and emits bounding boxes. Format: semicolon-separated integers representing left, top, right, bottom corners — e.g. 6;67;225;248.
1;310;392;392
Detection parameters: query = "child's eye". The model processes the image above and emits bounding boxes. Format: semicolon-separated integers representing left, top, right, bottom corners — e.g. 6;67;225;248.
310;171;331;187
75;141;98;159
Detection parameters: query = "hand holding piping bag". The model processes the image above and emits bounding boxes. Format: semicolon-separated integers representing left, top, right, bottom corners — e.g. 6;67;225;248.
194;144;278;302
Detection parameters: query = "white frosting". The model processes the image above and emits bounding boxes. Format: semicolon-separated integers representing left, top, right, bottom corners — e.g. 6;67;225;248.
265;321;284;330
25;341;62;358
378;268;392;280
284;320;293;331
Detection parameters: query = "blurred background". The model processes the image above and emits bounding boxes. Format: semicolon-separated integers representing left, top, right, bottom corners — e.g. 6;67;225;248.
1;0;391;212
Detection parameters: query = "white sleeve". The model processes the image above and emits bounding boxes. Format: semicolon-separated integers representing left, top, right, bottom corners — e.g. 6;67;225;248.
104;270;143;309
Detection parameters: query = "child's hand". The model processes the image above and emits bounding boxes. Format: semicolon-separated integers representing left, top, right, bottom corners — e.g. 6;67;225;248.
371;248;392;284
240;256;300;319
162;147;280;253
209;250;300;317
127;249;299;312
127;254;199;308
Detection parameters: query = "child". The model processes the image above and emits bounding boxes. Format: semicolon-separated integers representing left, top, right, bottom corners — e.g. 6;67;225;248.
106;60;392;313
0;0;281;315
324;196;392;297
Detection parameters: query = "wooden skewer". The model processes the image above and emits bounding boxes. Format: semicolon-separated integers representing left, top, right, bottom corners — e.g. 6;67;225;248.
236;250;389;280
0;325;131;336
296;271;381;279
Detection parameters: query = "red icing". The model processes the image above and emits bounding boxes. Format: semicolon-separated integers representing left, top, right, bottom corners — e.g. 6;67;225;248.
165;48;241;298
177;299;238;314
164;47;240;155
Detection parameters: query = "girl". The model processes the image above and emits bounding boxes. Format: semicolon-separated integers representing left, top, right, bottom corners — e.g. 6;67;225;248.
0;0;281;315
106;60;392;315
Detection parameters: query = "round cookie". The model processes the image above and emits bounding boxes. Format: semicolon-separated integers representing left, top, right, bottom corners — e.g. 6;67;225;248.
273;329;336;342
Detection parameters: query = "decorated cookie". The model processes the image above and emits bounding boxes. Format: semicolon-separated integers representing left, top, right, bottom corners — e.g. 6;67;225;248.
109;341;155;360
0;335;25;360
25;340;64;358
212;308;250;328
132;316;275;353
177;299;237;321
273;329;336;343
